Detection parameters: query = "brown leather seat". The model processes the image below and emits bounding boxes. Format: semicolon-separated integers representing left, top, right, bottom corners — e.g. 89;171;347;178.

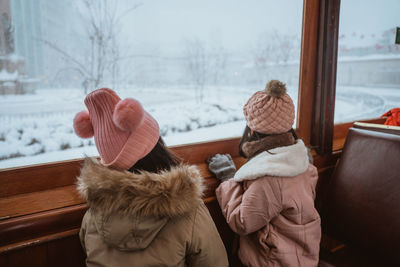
319;127;400;267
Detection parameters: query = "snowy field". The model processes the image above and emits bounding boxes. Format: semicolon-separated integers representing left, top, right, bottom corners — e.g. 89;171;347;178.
0;85;398;169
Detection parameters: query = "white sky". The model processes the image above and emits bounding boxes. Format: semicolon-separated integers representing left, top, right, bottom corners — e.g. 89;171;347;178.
339;0;400;35
85;0;400;55
121;0;304;54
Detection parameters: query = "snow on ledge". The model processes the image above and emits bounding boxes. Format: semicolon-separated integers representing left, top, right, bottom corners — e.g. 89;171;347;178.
0;69;18;81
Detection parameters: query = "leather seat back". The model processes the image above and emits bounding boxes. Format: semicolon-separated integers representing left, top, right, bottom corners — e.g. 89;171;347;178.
324;128;400;264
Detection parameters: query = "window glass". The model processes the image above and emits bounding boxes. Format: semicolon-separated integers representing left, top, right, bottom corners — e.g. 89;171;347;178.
0;0;303;168
335;0;400;123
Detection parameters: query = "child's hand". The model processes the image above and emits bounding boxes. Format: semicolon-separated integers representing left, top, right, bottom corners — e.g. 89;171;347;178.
207;154;236;182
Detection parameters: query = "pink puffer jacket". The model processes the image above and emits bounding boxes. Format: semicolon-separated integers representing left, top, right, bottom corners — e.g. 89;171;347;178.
216;140;321;267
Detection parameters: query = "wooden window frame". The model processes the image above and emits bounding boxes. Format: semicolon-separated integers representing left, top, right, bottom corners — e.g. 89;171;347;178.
310;0;387;155
0;0;387;253
1;0;320;196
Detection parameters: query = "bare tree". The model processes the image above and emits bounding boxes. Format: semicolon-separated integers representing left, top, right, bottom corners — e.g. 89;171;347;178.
40;0;141;94
273;31;298;65
2;12;14;54
253;32;276;83
184;38;208;103
207;32;228;86
208;44;227;86
253;31;299;84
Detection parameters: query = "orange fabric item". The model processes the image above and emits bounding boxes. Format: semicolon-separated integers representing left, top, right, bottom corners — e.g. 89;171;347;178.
381;108;400;126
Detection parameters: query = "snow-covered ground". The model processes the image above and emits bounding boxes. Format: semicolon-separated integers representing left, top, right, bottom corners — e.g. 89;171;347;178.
0;86;266;168
334;86;399;122
0;85;398;169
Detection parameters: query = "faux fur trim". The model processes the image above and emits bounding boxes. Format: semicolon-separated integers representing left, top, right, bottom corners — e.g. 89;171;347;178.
234;139;309;181
241;132;295;159
77;158;205;218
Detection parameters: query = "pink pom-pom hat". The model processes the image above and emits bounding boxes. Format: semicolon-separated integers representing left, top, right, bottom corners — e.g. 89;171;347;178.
73;88;159;170
73;110;94;138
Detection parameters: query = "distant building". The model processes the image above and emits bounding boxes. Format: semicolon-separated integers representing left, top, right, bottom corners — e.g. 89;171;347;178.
0;0;27;94
339;28;400;57
0;0;12;56
10;0;86;87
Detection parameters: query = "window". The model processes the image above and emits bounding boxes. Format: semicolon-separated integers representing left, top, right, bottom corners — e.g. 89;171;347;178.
335;0;400;123
0;0;304;169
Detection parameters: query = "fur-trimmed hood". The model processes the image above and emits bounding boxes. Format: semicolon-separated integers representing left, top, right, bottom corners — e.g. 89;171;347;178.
77;158;205;251
234;139;309;182
77;157;205;218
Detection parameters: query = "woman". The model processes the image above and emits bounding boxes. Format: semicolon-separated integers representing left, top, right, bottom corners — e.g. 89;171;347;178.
74;88;228;267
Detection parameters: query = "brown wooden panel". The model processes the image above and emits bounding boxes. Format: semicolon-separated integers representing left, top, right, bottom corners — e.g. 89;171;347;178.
0;137;241;201
0;229;81;255
297;0;320;145
315;166;336;213
313;152;340;170
233;157;246;168
172;137;241;164
0;161;242;222
332;138;346;151
47;235;85;267
0;159;82;198
8;243;47;267
206;199;236;262
0;254;8;267
0;158;244;221
320;233;344;252
0;185;84;219
203;178;220;200
193;162;213;178
311;0;341;155
0;205;86;248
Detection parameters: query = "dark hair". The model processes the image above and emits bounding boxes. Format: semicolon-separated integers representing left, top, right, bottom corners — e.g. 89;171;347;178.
238;126;298;158
128;137;181;173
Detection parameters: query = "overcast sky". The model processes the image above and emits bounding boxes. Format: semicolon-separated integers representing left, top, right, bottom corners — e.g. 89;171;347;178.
340;0;400;35
121;0;304;55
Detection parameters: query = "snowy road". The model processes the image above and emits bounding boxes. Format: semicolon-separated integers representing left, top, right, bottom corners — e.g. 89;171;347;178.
335;86;399;122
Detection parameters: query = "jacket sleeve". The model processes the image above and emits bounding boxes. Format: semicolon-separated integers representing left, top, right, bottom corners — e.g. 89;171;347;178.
216;178;282;235
79;211;89;253
186;203;229;267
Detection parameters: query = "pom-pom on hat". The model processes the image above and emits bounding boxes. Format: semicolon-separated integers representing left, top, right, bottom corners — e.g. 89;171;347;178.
73;88;159;170
243;80;295;134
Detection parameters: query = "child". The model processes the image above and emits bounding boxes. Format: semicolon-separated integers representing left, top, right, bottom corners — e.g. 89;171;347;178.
74;88;228;267
208;80;321;267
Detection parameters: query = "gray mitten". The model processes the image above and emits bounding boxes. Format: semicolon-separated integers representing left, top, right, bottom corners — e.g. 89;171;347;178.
207;154;236;182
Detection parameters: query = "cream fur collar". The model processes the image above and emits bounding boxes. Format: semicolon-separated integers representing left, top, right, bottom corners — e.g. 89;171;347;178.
77;157;205;218
234;139;309;182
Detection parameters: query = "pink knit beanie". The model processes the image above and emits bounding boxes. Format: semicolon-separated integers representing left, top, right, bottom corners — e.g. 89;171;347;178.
243;80;295;134
73;88;160;170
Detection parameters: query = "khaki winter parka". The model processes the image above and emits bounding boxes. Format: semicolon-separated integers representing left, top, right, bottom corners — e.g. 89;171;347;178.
77;158;228;267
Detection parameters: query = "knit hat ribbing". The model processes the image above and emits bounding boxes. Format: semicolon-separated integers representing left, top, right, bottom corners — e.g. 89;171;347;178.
73;88;159;170
243;80;295;134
